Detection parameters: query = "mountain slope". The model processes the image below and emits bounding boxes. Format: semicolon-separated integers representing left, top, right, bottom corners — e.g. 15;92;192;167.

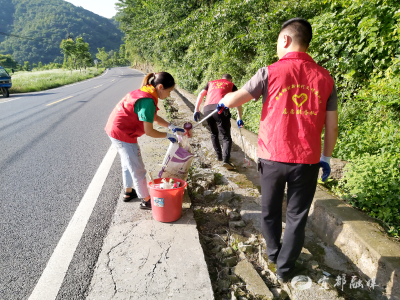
0;0;123;64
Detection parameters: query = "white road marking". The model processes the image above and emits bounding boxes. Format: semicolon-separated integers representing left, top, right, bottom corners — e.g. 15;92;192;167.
28;145;118;300
46;96;73;106
0;97;21;104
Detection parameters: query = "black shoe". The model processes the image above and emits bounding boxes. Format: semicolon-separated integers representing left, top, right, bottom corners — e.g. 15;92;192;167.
123;189;138;202
277;263;307;284
223;161;235;170
217;155;223;161
139;199;152;210
276;274;289;284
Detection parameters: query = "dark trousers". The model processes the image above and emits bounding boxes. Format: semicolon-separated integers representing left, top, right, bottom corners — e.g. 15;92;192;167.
204;108;232;162
259;159;320;277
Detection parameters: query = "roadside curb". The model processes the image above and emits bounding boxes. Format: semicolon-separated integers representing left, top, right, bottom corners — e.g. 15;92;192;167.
174;86;400;300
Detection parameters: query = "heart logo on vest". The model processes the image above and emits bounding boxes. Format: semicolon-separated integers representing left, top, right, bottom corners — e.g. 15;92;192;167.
292;93;308;107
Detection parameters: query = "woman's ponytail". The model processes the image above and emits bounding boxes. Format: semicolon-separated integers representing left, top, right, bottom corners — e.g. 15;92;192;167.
141;73;155;88
141;72;175;89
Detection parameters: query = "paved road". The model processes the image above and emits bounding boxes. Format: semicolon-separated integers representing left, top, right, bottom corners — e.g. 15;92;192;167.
0;67;145;299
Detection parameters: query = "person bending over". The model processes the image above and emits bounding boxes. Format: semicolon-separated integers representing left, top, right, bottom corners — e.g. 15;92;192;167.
194;74;244;170
105;72;184;210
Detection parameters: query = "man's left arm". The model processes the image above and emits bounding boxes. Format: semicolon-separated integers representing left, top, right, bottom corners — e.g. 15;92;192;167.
322;85;339;157
322;111;339;157
320;85;339;181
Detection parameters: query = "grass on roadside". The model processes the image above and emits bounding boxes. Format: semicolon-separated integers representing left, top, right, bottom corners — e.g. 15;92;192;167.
9;68;105;93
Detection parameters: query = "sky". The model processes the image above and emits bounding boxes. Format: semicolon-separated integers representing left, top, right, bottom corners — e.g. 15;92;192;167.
64;0;119;19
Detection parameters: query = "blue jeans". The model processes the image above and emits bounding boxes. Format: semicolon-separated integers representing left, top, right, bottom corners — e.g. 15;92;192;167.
109;136;149;198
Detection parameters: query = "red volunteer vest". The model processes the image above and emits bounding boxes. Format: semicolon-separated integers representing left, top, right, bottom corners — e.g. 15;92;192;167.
105;85;158;143
204;79;234;106
258;52;334;164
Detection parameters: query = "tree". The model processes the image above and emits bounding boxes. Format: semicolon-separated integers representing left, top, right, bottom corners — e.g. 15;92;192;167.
119;44;126;59
75;37;91;72
60;38;76;69
0;0;123;65
83;52;93;70
0;54;18;69
96;47;109;67
108;50;115;66
23;61;31;71
38;62;43;69
113;51;120;66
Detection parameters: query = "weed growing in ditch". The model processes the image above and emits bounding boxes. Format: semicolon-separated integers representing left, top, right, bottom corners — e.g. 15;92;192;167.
213;172;223;185
162;97;177;120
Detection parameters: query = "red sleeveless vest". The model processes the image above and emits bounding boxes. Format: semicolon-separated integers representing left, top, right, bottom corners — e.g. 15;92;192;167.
204;79;234;106
105;85;158;143
258;52;334;164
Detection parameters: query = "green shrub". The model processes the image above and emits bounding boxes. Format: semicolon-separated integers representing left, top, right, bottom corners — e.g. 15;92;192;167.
332;70;400;237
309;0;400;99
335;152;400;236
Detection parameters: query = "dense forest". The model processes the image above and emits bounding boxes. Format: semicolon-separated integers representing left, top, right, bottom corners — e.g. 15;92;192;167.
116;0;400;236
0;0;123;64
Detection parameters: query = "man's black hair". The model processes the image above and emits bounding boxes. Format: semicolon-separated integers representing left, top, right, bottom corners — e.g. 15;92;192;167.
221;74;232;80
280;18;312;48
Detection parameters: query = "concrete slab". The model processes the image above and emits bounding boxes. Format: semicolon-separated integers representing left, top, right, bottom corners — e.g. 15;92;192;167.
87;210;213;300
281;279;345;300
308;189;400;299
233;259;274;299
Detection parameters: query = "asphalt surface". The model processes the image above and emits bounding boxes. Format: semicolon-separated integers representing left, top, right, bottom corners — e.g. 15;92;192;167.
0;67;145;300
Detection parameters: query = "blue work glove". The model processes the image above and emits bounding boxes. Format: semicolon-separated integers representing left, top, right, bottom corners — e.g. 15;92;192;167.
217;102;228;114
217;102;229;117
193;111;201;122
319;154;331;182
168;123;185;134
237;119;244;128
166;133;177;143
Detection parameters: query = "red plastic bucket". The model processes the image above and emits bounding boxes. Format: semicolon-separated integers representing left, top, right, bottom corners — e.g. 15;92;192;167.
148;178;187;223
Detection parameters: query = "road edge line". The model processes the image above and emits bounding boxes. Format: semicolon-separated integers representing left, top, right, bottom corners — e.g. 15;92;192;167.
28;145;117;300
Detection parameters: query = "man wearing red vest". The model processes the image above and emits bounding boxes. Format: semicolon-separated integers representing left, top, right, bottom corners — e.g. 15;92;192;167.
194;74;243;169
219;18;339;282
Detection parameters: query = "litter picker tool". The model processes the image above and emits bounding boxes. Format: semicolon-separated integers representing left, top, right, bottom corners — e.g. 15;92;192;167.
193;107;224;129
238;126;251;167
184;107;227;137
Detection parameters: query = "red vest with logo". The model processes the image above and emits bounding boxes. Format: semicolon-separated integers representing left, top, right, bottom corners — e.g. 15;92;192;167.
204;79;234;106
258;52;334;164
105;86;158;143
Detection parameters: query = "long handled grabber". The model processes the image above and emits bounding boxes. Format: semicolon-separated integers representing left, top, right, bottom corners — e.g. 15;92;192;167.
238;126;251;167
184;106;227;138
